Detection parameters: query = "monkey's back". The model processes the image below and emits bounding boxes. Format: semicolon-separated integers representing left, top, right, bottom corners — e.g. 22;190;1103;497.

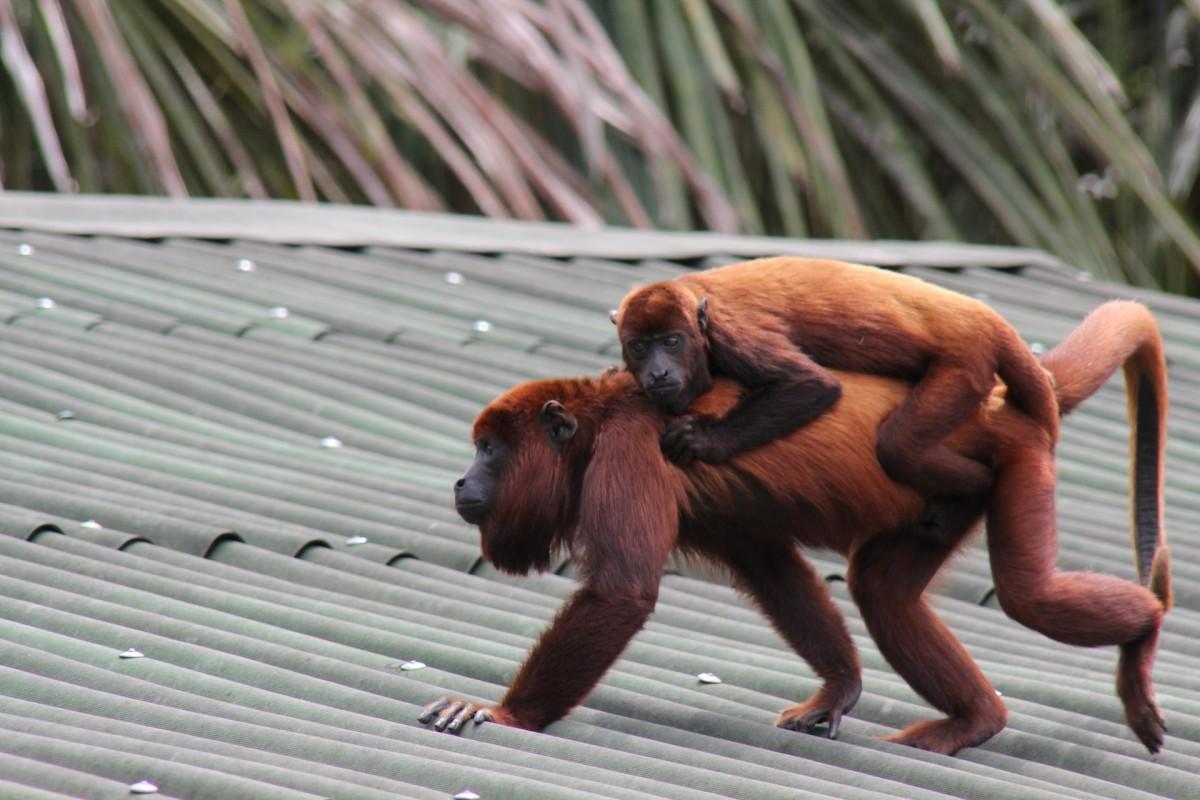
675;373;967;556
680;256;1013;378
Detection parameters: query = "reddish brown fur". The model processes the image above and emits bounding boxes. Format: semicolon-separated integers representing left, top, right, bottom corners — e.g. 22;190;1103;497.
1041;301;1171;605
615;257;1060;499
429;301;1169;756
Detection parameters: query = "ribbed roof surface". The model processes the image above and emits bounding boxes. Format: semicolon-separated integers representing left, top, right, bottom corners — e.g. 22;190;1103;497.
0;194;1196;800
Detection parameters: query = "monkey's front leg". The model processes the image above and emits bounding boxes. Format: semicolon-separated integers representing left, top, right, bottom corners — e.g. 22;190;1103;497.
664;325;842;466
420;585;657;733
661;375;841;466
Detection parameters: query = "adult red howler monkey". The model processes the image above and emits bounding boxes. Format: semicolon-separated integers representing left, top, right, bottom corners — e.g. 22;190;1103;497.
613;257;1059;503
423;301;1171;756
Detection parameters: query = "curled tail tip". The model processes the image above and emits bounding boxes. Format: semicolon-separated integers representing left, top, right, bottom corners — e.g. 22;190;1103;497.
1149;545;1172;611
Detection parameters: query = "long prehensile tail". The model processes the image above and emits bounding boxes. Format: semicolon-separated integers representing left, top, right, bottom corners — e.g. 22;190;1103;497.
1039;301;1171;609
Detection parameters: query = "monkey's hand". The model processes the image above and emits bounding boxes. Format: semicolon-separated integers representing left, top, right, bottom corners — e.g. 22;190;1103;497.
418;697;515;734
774;682;862;740
661;414;728;466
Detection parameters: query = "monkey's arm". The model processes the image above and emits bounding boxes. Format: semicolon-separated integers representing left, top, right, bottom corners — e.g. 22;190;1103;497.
420;580;660;733
423;429;675;734
503;585;660;729
496;429;674;730
666;325;841;465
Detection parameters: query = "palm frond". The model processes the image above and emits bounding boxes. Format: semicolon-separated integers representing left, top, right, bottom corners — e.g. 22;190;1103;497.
0;0;1196;294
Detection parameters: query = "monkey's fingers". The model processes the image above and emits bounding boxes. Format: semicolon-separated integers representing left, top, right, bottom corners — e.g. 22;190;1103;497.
446;703;481;733
433;701;467;731
418;698;450;724
420;697;496;734
661;431;697;465
660;431;683;454
664;442;698;466
662;418;695;444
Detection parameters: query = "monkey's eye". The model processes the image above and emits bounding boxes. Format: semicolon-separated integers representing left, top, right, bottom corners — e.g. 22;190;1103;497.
663;334;681;349
627;341;648;359
478;440;495;457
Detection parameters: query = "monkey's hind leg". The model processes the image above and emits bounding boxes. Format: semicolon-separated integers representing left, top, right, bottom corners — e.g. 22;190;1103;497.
723;544;862;739
876;359;996;499
848;531;1006;755
986;424;1167;753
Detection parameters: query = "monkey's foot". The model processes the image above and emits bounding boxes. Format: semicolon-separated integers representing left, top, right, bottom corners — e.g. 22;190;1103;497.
775;682;862;740
1118;628;1166;754
882;712;1006;755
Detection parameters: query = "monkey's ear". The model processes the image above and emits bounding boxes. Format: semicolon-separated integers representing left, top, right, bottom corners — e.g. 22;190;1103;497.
539;400;578;446
696;297;709;334
608;309;618;325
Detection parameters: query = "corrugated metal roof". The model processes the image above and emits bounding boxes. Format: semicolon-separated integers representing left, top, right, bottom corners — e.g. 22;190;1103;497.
0;194;1196;800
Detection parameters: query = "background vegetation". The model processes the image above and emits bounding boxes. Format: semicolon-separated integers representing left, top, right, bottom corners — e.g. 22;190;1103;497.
2;1;1198;295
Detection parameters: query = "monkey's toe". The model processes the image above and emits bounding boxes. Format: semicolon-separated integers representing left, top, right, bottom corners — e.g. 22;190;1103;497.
1117;630;1166;754
775;684;860;739
883;716;1002;755
1127;701;1166;754
776;707;846;739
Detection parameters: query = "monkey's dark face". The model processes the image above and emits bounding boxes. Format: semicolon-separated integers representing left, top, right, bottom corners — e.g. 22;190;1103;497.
616;285;711;415
454;436;508;525
455;393;582;574
622;331;697;414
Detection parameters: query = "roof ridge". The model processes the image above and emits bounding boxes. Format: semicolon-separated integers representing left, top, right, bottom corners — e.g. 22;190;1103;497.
0;191;1071;270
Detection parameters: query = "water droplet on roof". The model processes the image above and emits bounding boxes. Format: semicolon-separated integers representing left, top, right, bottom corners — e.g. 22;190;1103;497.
55;410;76;421
345;535;368;546
80;519;103;529
36;297;56;310
454;791;481;800
17;243;34;256
697;672;722;685
472;320;491;333
237;258;257;272
120;648;145;659
1030;342;1045;355
129;780;159;794
401;660;426;671
268;306;290;319
320;436;343;449
444;271;465;285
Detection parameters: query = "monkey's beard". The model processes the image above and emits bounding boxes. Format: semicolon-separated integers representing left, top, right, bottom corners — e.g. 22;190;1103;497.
652;367;712;415
643;382;693;416
662;391;694;416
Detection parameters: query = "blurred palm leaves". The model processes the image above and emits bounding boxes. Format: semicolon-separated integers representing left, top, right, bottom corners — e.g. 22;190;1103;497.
1;1;1198;294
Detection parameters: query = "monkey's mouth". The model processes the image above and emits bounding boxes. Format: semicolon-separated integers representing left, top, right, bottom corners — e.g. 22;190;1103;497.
646;382;682;402
455;499;487;524
647;383;693;415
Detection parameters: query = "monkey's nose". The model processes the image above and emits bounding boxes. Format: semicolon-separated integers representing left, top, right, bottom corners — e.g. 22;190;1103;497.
650;368;670;383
